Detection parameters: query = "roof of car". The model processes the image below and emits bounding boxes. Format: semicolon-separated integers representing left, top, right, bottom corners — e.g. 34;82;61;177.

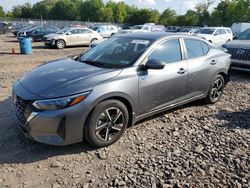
117;32;193;40
200;27;231;29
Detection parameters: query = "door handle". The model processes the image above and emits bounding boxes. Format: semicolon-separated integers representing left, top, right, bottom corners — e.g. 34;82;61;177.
177;68;187;74
210;60;217;65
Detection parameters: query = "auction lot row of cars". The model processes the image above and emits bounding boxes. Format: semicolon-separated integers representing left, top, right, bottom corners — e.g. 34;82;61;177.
2;21;249;147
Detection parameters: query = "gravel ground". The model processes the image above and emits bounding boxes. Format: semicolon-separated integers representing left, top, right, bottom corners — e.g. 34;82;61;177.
0;34;249;188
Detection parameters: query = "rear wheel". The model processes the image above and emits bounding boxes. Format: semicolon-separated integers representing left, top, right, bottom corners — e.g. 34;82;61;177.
84;100;129;148
205;75;225;104
56;39;66;49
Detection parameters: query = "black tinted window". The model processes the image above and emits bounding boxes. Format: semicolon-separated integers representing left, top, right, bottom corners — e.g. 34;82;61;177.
184;39;204;59
149;39;182;63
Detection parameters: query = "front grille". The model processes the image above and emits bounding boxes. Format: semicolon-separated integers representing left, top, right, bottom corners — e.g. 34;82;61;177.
227;48;250;61
13;94;30;125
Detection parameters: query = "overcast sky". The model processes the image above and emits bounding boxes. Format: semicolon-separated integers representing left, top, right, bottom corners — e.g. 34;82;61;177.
0;0;220;14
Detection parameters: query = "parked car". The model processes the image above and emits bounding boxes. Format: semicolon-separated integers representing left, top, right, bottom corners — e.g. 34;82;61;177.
42;27;103;49
0;22;8;34
231;22;250;36
17;26;38;38
29;26;59;42
12;32;231;147
125;24;166;33
92;25;119;38
222;28;250;71
194;27;233;46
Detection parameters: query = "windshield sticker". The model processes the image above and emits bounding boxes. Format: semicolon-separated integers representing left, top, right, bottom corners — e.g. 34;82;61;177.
131;40;150;45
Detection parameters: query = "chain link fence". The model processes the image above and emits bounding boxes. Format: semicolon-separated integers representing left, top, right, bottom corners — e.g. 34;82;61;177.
0;17;112;28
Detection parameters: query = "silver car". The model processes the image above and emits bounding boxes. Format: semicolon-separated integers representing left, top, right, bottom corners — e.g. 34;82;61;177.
42;27;103;49
12;33;231;147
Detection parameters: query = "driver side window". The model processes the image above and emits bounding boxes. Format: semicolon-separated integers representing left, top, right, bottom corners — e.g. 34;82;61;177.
148;39;182;64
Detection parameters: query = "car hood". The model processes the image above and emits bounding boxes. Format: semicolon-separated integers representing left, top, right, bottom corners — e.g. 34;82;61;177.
18;58;122;99
44;33;63;39
223;40;250;49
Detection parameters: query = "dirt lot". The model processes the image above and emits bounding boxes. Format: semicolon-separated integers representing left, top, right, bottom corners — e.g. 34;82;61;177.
0;33;249;188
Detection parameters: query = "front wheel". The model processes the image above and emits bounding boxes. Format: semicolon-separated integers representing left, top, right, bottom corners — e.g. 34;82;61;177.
56;39;66;49
205;75;225;104
84;100;129;148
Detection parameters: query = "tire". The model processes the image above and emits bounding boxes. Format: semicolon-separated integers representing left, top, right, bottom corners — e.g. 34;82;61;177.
56;39;66;49
84;100;129;148
205;74;225;104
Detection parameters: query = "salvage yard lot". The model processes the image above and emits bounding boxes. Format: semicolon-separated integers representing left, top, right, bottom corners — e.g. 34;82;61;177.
0;33;249;188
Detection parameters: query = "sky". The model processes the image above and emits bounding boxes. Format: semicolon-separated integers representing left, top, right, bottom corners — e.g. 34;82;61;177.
0;0;220;15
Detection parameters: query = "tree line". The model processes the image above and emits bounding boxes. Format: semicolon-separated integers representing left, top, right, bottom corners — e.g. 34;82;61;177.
0;0;249;26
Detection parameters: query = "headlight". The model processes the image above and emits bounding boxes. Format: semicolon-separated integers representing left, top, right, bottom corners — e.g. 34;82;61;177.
32;92;90;110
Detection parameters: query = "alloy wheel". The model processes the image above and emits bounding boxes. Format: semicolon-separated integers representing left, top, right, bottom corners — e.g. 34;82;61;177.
210;77;224;101
95;107;124;142
57;40;65;49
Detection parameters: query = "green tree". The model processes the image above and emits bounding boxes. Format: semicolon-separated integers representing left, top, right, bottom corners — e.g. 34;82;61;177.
80;0;104;21
184;10;199;26
0;5;5;17
32;0;57;19
159;8;177;26
50;0;79;20
97;7;113;22
128;9;160;25
195;0;214;26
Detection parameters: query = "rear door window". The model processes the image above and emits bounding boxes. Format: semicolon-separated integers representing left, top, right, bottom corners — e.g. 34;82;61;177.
184;39;204;59
201;42;210;54
148;39;182;64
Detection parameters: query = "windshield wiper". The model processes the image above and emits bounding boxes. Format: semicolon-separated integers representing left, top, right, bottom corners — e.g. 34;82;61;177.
80;59;106;68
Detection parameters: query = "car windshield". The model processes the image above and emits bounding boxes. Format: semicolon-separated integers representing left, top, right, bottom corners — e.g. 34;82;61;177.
238;29;250;40
92;26;99;31
79;37;153;68
195;28;215;34
56;28;70;34
132;25;143;30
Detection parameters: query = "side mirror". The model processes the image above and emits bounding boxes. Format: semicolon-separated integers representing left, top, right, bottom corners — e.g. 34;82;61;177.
214;33;219;36
233;36;238;40
66;31;71;35
144;59;165;70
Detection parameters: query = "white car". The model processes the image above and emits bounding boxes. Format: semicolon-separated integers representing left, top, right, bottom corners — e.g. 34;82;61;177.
123;24;166;33
92;25;119;38
194;27;233;46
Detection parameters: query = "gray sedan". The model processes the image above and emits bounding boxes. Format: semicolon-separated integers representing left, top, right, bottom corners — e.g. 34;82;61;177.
12;32;231;147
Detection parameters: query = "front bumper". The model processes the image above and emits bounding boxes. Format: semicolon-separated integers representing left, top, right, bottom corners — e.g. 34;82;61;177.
42;39;56;47
12;93;92;146
231;59;250;72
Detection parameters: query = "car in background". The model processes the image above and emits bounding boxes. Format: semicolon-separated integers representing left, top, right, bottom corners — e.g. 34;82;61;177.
126;24;166;33
17;26;38;38
194;27;233;46
29;26;59;42
92;25;119;38
231;22;250;36
42;27;103;49
0;22;8;34
222;28;250;71
12;32;231;147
